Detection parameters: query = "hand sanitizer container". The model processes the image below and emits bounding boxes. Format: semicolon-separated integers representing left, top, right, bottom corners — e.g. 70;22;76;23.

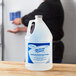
25;15;53;71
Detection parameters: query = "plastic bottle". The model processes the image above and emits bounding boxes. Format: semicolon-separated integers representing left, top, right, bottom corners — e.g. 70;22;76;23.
25;15;53;71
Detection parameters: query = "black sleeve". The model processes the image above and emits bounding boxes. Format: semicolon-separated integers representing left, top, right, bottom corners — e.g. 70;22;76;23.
22;2;49;26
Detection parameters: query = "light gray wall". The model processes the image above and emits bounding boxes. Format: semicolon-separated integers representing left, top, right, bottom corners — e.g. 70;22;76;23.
61;0;76;64
0;0;2;60
3;0;43;61
3;0;76;64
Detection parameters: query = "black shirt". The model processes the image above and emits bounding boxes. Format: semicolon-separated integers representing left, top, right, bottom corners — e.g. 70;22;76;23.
22;0;64;41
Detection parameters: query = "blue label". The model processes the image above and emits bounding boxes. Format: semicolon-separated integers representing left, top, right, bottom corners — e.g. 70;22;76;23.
28;43;50;64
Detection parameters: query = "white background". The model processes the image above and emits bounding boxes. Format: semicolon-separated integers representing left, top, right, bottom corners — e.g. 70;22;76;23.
61;0;76;64
0;0;2;60
3;0;43;61
3;0;76;64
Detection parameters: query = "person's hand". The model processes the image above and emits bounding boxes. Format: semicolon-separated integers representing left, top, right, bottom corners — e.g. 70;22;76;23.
7;27;21;34
7;27;27;34
12;18;22;25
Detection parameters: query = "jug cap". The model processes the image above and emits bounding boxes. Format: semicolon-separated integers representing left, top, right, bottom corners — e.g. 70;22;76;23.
35;15;43;18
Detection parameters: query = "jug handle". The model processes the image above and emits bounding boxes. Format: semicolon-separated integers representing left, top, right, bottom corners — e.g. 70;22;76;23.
27;20;35;36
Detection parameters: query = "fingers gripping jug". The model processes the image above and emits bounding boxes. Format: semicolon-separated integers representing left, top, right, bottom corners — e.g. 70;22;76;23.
25;15;53;71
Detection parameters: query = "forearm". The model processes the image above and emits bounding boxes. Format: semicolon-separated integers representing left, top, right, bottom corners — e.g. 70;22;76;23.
19;27;27;32
21;2;47;26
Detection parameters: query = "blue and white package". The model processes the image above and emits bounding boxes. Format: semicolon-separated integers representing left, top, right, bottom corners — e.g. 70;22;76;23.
9;12;15;21
9;11;21;21
16;11;21;18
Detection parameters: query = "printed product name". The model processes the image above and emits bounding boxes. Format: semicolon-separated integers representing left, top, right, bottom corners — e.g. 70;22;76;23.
28;43;51;64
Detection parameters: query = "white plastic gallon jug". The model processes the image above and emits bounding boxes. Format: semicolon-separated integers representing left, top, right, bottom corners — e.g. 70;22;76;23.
25;15;53;71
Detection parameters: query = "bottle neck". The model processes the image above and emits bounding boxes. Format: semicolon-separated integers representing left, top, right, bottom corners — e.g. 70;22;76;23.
35;18;43;22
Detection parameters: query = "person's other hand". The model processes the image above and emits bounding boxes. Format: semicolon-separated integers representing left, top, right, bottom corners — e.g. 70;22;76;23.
7;27;27;34
7;27;21;34
12;18;22;25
